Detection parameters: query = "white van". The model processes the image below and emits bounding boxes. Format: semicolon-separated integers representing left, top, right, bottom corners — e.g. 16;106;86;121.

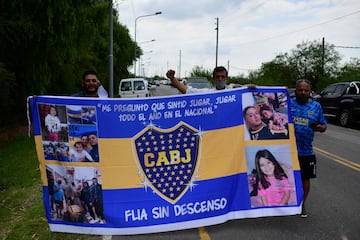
118;78;150;98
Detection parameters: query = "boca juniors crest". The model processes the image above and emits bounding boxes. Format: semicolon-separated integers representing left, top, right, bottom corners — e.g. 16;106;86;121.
132;122;202;203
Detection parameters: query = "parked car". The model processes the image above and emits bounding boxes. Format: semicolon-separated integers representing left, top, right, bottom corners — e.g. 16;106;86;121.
314;81;360;127
287;88;296;97
182;77;213;89
118;78;150;98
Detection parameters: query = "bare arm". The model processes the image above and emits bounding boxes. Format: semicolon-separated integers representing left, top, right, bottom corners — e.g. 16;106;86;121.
313;124;327;133
261;196;268;206
279;190;291;205
166;69;187;94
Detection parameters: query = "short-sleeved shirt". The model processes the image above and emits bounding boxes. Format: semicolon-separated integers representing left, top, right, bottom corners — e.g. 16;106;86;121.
258;177;291;206
186;87;215;94
69;149;93;162
53;183;64;201
72;86;108;98
249;123;289;140
290;98;327;156
89;144;99;162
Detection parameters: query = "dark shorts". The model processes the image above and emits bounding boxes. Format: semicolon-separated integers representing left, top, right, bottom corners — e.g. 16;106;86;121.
298;155;317;180
55;200;63;207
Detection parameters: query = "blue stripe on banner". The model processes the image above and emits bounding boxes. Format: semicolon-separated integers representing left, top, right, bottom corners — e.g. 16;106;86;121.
102;174;242;227
43;171;302;228
30;89;246;138
97;90;245;138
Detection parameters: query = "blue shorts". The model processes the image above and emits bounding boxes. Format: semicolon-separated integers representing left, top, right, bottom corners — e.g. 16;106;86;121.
298;155;317;180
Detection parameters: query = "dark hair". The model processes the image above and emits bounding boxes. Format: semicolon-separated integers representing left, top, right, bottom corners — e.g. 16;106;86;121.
243;105;255;117
212;66;228;78
260;105;271;112
49;105;56;111
74;141;83;147
82;70;98;80
254;149;287;189
296;79;311;87
88;132;97;137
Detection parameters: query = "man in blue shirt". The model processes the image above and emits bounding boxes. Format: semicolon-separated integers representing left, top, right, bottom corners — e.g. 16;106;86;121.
291;79;327;217
88;133;99;162
89;177;104;223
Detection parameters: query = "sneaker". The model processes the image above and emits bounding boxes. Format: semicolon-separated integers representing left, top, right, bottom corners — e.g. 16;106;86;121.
300;206;308;218
89;218;98;224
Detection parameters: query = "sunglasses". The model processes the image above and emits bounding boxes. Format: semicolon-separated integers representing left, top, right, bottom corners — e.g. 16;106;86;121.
296;79;311;84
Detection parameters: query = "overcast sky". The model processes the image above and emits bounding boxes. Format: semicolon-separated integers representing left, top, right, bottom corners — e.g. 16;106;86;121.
115;0;360;78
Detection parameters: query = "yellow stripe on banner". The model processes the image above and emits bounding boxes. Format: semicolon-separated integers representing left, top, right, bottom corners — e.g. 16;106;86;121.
99;125;245;189
199;125;245;179
35;124;299;190
35;136;48;186
99;138;141;189
287;124;300;170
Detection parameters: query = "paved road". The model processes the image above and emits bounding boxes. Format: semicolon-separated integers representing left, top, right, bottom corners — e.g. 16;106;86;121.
110;86;360;240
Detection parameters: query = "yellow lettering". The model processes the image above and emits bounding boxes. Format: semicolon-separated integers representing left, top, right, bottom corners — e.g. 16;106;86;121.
156;151;170;166
181;149;191;163
169;150;180;164
144;153;155;167
144;149;192;167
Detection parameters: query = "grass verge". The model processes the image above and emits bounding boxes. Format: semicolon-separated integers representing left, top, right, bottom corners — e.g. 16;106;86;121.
0;134;100;240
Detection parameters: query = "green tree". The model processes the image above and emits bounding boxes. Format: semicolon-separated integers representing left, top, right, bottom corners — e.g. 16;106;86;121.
338;58;360;82
0;0;136;126
189;65;213;83
288;40;341;90
253;54;298;87
250;39;342;91
227;73;249;85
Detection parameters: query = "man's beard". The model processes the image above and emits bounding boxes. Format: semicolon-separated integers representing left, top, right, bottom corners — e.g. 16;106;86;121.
296;95;309;104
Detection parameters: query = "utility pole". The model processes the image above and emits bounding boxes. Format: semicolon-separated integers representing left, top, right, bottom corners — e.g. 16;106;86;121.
215;17;219;68
178;50;182;79
109;0;114;97
227;60;230;75
322;37;325;78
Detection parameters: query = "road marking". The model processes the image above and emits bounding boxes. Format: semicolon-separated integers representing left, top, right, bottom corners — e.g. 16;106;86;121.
314;147;360;171
198;227;211;240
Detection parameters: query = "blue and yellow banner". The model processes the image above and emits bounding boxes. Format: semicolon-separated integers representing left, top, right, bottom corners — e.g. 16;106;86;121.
29;86;302;235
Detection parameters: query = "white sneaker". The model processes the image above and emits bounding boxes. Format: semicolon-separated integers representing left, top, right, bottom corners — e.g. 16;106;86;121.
300;206;308;218
89;218;98;224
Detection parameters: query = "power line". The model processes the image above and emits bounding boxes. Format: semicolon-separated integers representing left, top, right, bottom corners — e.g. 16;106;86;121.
230;65;255;71
237;9;360;45
334;46;360;49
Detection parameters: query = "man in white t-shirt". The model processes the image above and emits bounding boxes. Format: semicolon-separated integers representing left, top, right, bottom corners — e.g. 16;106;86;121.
166;66;228;94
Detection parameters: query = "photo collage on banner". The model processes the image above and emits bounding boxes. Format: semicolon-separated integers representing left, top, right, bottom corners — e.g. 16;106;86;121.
37;103;105;224
242;90;298;208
